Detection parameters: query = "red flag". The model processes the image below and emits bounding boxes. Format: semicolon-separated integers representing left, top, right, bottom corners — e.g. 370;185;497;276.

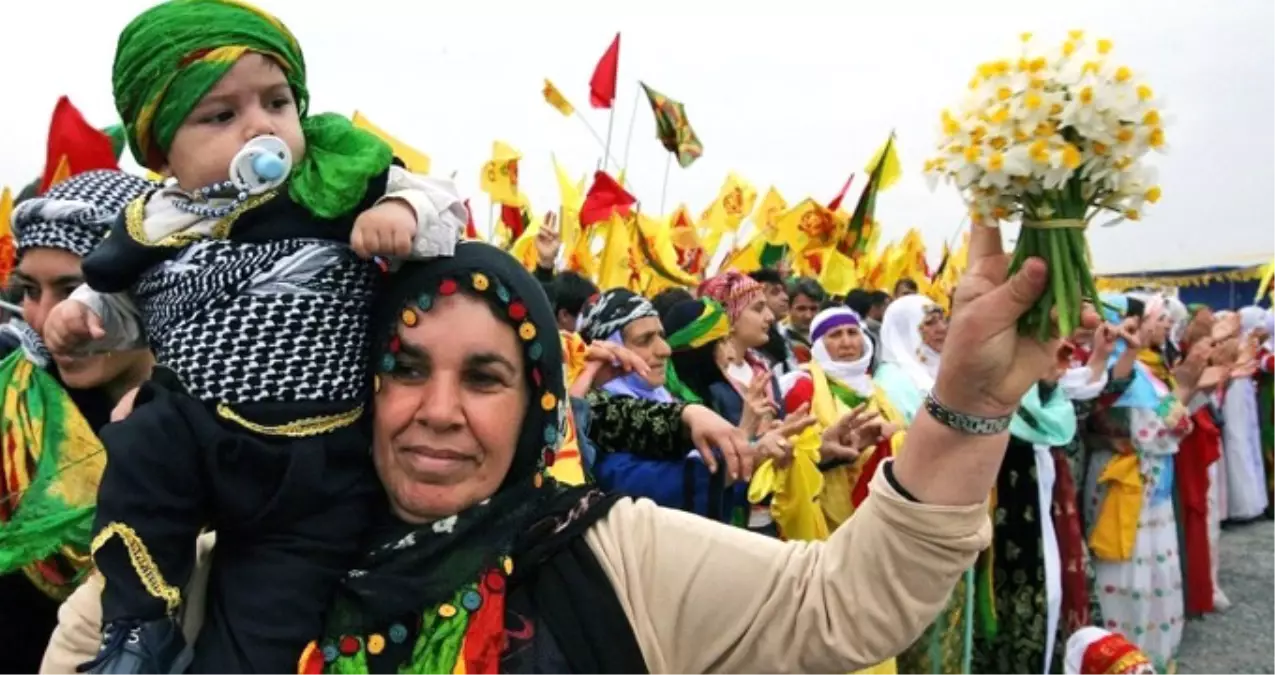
826;173;855;212
500;204;525;240
589;33;621;109
579;171;636;226
40;96;120;194
463;199;479;239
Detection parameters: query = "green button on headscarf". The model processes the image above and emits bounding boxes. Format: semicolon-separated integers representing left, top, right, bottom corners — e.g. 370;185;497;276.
112;0;392;218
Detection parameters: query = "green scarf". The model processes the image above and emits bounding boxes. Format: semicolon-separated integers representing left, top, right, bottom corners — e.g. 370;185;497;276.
112;0;392;218
663;299;729;405
0;350;106;599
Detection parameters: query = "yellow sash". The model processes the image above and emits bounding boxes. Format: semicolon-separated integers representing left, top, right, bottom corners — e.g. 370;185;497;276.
1089;452;1144;561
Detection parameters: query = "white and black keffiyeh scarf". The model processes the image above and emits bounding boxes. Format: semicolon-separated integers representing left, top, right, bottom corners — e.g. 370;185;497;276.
12;170;155;258
577;288;658;343
0;318;51;367
136;238;376;404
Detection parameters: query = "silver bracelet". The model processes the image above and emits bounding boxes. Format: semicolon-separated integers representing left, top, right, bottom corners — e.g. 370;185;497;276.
923;392;1013;435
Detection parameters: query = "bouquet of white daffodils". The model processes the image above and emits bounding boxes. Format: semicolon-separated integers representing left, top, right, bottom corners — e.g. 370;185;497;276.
923;31;1166;339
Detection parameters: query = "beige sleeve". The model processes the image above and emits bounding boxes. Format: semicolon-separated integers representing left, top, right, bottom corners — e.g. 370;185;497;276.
584;463;991;674
40;533;217;674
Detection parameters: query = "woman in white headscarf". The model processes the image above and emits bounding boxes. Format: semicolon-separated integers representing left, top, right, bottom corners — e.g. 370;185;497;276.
1221;307;1270;520
773;307;904;526
874;295;946;422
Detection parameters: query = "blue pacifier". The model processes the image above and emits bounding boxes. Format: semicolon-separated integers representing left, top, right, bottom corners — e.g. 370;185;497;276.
230;135;293;196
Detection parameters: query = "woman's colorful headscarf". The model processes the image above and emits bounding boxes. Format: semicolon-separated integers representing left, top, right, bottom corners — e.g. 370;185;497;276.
697;270;764;323
661;298;730;404
576;288;658;344
0;170;154;596
12;170;155;258
112;0;392;218
306;242;618;674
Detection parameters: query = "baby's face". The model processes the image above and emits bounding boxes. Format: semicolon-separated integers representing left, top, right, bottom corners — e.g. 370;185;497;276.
165;52;306;192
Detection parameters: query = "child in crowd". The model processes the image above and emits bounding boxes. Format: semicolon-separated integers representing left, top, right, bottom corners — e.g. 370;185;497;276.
43;1;466;671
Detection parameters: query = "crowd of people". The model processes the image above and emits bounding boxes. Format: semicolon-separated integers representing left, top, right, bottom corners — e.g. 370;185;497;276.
1;1;1272;674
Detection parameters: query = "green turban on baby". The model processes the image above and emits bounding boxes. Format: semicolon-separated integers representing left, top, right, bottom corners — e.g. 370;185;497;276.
112;0;392;218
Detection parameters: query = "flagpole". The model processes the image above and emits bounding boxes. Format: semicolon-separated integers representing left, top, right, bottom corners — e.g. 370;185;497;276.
659;153;672;215
602;107;616;177
487;199;497;244
620;82;642;183
572;109;622;172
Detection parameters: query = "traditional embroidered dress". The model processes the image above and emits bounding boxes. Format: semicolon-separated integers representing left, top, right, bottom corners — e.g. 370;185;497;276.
1055;353;1119;642
1084;296;1186;673
1153;329;1222;617
76;2;465;671
972;383;1077;674
1221;307;1269;520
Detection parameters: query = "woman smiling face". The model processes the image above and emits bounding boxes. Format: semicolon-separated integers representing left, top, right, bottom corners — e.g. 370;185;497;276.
372;292;528;523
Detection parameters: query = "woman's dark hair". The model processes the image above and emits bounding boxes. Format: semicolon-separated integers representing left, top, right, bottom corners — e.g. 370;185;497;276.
748;268;784;286
894;278;919;296
651;287;695;323
786;277;825;303
550;271;598;319
844;289;872;316
759;325;793;373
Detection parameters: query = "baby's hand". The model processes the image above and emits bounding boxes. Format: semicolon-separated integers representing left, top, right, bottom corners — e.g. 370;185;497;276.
351;200;417;259
44;299;105;355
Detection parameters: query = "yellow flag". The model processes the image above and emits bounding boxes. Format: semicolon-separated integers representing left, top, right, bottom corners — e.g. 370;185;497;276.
0;187;13;239
819;248;859;296
596;213;637;291
777;198;838;253
480;141;521;206
542;79;575;117
353;111;432;174
755;187;787;244
865;133;903;192
699;173;757;259
1256;261;1273;304
509;196;541;272
0;187;13;287
634;213;699;287
722;235;767;275
702;173;758;233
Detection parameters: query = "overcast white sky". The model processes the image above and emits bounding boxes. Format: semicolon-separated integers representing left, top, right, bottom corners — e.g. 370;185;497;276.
2;0;1272;274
